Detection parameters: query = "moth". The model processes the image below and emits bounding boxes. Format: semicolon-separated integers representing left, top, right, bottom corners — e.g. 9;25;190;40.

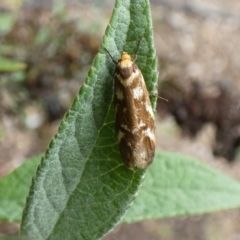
105;44;156;169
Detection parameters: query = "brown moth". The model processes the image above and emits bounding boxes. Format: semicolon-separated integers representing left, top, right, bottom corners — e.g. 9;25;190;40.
105;46;155;169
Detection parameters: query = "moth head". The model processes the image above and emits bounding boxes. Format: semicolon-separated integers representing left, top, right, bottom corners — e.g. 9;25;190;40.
120;52;132;61
118;52;133;69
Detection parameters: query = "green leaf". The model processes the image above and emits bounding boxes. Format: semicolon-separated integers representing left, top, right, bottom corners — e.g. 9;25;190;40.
0;236;30;240
0;155;42;222
2;151;240;227
21;0;157;240
0;13;16;36
0;44;16;55
0;57;26;72
123;151;240;222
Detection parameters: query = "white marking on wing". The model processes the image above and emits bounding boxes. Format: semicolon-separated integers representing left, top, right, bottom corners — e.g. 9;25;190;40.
139;120;146;128
133;86;143;99
121;124;130;131
143;128;155;142
117;131;125;142
116;88;124;100
145;102;154;118
132;128;138;134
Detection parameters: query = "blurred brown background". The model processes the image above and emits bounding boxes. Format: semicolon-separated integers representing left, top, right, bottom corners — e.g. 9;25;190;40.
1;0;240;239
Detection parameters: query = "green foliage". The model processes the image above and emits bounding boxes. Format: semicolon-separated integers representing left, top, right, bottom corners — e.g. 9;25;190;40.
0;13;16;36
2;151;240;227
0;12;26;73
0;57;26;72
0;155;42;222
123;151;240;222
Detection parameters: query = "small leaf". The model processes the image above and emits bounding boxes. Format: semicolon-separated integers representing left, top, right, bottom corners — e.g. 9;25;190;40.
0;13;16;36
0;44;16;55
0;155;42;222
123;151;240;222
0;236;30;240
21;0;157;240
0;57;26;72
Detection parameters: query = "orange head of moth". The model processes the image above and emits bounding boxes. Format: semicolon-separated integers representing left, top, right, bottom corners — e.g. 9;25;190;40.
116;52;137;79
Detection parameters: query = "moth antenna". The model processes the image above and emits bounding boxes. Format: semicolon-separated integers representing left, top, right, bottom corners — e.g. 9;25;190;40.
133;38;143;61
104;47;118;64
149;93;168;102
158;96;168;102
